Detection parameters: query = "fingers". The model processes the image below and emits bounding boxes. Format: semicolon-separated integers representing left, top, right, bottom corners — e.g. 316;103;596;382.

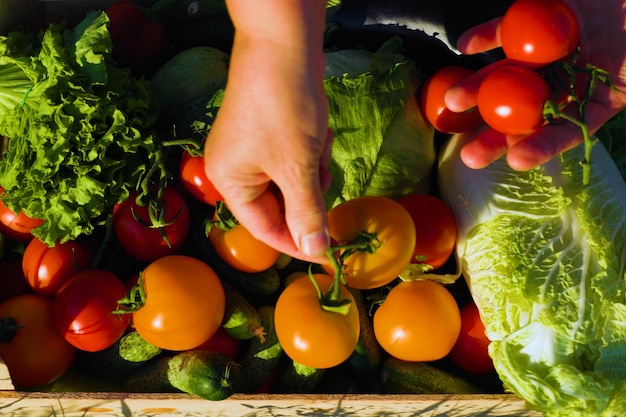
456;17;502;55
460;128;508;169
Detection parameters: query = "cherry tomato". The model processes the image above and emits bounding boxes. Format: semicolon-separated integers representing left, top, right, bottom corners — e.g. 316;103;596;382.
53;270;131;352
0;189;44;242
322;196;416;290
0;294;76;387
179;151;224;206
113;186;190;262
22;237;93;297
208;203;280;273
449;301;494;374
477;65;551;135
274;273;360;369
0;256;33;304
132;255;226;351
419;66;484;134
501;0;579;65
398;193;457;270
373;279;461;362
193;326;242;359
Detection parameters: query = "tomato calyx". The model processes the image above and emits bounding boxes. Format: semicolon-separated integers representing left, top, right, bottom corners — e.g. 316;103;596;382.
131;188;186;249
205;201;239;235
0;317;22;343
114;273;147;315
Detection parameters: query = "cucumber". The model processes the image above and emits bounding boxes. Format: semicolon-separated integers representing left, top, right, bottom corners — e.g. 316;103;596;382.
271;360;325;394
123;350;240;401
380;357;482;394
73;330;162;377
346;288;382;378
236;305;283;393
221;282;263;340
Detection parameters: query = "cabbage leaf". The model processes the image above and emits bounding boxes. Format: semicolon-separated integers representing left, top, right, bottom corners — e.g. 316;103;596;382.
437;133;626;416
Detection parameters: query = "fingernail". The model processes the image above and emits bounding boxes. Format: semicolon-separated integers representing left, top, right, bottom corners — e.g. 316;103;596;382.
300;229;330;257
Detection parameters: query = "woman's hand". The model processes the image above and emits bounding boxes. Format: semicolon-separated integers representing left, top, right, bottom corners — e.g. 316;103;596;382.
445;1;626;170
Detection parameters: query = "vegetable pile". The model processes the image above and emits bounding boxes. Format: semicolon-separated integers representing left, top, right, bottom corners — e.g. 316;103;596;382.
0;1;625;416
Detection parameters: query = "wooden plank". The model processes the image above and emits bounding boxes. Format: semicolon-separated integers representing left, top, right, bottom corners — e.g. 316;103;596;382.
0;391;541;417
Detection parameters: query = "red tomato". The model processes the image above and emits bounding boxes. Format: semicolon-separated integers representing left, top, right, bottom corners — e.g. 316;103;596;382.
274;273;360;369
501;0;579;65
419;66;484;134
53;270;131;352
193;326;242;359
179;151;224;206
0;190;44;242
322;196;416;290
398;193;457;270
113;186;190;262
208;204;280;273
373;279;461;362
0;256;33;304
132;255;226;351
0;294;76;387
477;65;551;135
22;238;94;297
449;301;494;374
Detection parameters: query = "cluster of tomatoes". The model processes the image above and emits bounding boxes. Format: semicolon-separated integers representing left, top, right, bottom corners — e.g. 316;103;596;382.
0;141;495;391
420;0;580;137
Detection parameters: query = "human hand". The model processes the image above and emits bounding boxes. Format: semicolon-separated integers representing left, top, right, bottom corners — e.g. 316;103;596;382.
203;1;331;264
444;0;626;170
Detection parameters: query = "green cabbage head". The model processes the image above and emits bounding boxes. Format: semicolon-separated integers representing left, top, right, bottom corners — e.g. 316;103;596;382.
437;133;626;417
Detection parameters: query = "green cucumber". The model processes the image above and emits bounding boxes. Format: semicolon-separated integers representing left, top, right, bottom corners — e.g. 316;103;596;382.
73;330;162;377
123;350;240;401
221;282;263;340
380;357;481;394
271;360;325;394
236;305;283;393
346;288;382;378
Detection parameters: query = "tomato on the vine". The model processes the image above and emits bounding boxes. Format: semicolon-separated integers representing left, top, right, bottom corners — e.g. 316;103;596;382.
0;294;76;387
419;65;484;134
113;186;190;262
274;273;360;369
0;189;44;242
373;279;461;362
398;193;457;270
448;300;494;374
22;237;94;297
322;196;416;290
131;255;226;351
207;202;280;273
53;270;131;352
179;150;224;206
477;65;552;135
501;0;579;65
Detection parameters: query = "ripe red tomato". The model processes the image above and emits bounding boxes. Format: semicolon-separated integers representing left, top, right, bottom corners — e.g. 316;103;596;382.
113;186;190;262
179;151;224;206
53;270;131;352
448;301;494;374
274;273;360;369
322;196;416;290
419;66;484;134
132;255;226;351
477;65;551;135
208;204;280;273
373;279;461;362
0;294;76;387
193;326;242;359
501;0;579;65
22;238;94;297
0;190;44;242
398;193;457;270
0;256;33;304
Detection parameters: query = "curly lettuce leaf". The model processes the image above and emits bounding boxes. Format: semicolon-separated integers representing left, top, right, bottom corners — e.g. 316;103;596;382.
0;11;162;245
438;133;626;417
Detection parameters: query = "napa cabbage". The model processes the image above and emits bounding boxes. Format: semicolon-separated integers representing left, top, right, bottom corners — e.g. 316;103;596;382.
437;133;626;417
